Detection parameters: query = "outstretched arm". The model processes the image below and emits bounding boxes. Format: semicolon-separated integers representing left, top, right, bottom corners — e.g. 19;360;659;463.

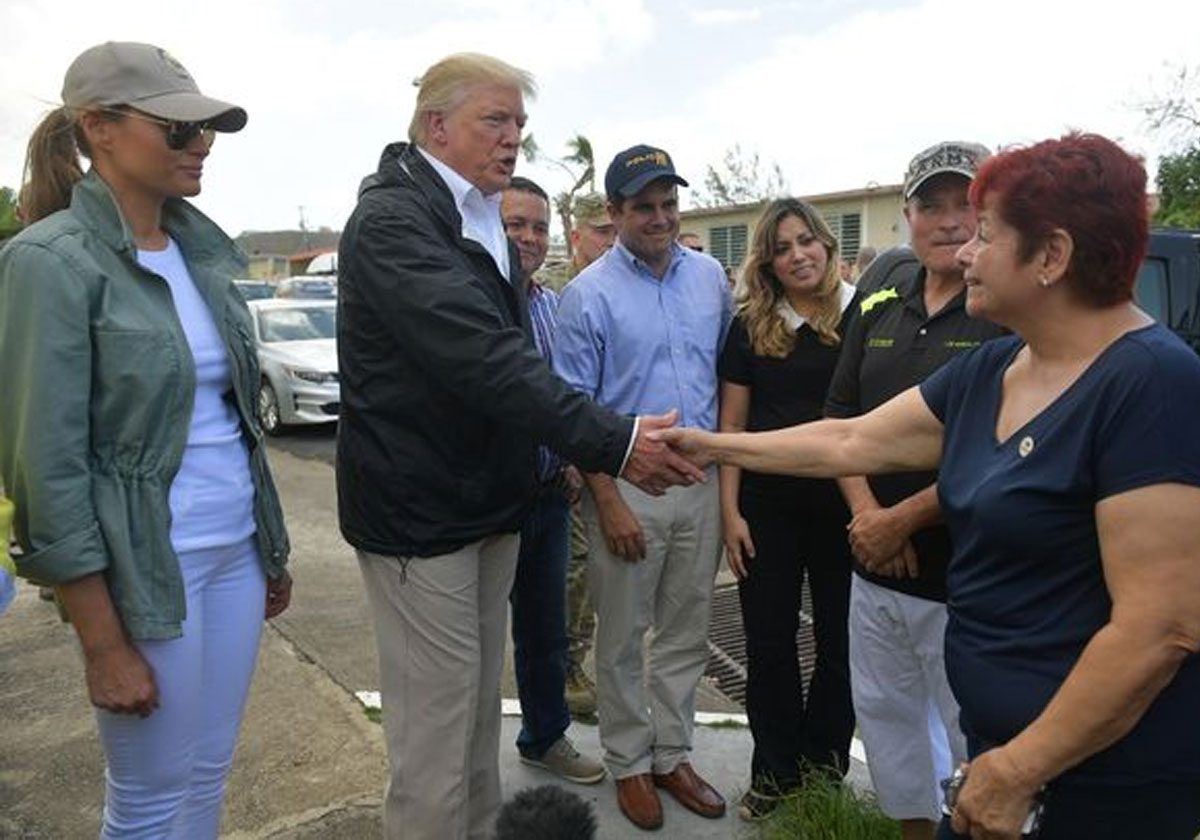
655;386;943;479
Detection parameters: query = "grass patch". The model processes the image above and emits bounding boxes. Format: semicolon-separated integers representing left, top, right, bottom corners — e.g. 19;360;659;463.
698;717;748;730
751;774;900;840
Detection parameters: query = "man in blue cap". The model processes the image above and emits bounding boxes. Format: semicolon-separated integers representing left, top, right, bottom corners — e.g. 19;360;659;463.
554;145;732;831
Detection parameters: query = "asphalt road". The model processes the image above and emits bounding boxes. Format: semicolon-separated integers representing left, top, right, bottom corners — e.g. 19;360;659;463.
261;422;742;715
0;421;858;839
265;422;338;467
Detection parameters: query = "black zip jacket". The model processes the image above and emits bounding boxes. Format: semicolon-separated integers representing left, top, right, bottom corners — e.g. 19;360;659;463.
336;143;633;557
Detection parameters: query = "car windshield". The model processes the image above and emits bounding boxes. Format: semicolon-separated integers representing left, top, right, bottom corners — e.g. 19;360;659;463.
283;281;336;299
258;307;336;342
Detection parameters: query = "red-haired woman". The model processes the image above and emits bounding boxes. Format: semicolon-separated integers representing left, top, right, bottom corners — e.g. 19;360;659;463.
656;133;1200;839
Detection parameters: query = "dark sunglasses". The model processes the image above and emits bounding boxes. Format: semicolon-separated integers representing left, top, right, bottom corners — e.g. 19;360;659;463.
102;108;217;150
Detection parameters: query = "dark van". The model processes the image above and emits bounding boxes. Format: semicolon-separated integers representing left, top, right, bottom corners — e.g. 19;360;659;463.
857;230;1200;352
1137;229;1200;352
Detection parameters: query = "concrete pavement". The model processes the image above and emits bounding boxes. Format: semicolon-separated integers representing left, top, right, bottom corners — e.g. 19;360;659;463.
0;441;867;838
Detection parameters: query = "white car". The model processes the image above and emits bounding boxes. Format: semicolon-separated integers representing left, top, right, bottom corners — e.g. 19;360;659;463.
248;299;339;434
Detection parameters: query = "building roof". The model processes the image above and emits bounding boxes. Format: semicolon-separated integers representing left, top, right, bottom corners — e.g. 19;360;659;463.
236;230;341;257
680;183;904;220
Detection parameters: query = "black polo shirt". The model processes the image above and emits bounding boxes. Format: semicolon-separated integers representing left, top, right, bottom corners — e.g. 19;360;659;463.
719;301;857;512
824;265;1004;601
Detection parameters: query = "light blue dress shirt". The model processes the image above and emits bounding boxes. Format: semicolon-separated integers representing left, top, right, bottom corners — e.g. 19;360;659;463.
554;241;732;432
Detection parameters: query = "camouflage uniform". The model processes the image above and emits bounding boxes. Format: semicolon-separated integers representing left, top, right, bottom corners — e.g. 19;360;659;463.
564;505;595;673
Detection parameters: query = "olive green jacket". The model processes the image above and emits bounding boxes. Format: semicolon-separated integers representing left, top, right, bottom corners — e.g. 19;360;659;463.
0;172;289;640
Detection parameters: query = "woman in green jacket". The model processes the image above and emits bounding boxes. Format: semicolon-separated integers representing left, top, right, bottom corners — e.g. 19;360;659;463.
0;42;291;839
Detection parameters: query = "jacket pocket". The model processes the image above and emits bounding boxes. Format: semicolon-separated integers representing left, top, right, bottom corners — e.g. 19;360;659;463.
91;330;177;448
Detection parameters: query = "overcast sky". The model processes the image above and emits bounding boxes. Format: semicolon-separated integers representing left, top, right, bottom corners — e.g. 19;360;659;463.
2;0;1197;238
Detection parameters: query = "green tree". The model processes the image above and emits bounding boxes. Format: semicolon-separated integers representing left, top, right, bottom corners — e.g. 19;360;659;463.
692;144;788;208
0;187;21;240
1134;63;1200;229
1154;145;1200;228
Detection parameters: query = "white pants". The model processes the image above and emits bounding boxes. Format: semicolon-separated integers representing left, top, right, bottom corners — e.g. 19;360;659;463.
849;574;965;821
97;538;266;840
357;533;520;840
583;479;722;779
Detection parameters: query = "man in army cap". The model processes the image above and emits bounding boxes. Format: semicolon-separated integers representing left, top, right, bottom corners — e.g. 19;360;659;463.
563;190;616;717
823;140;1000;840
567;192;616;279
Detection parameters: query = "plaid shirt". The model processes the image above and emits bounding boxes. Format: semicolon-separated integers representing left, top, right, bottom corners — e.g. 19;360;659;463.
528;282;564;484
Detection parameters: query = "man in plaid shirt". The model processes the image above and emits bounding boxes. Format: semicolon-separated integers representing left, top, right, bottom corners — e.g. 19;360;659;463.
500;176;606;786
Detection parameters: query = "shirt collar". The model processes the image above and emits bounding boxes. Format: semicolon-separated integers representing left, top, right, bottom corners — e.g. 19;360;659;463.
416;146;502;216
611;239;686;279
902;266;967;317
775;281;857;330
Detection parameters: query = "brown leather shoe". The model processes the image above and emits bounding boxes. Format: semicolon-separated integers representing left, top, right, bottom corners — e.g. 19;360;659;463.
653;762;726;819
616;773;664;830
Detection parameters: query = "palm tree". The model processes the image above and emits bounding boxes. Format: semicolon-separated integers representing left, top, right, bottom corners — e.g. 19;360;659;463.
521;133;597;260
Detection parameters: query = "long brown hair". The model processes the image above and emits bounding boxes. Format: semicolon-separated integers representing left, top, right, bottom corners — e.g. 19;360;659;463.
19;107;90;224
735;198;843;357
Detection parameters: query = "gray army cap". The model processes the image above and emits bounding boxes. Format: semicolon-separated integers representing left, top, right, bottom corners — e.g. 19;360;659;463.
572;192;612;228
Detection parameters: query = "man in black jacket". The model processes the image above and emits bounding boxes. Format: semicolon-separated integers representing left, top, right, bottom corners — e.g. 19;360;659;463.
336;53;700;840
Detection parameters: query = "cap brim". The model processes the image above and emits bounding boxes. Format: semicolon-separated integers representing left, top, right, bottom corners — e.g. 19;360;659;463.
617;171;689;198
905;167;974;200
131;91;247;132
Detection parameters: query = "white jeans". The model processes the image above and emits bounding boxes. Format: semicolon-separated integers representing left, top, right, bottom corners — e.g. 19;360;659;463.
849;574;965;821
96;538;265;840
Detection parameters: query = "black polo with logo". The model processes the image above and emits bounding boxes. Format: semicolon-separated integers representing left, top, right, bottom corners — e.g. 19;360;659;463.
825;264;1004;601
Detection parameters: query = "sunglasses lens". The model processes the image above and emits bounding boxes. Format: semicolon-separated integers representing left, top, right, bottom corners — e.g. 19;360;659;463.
165;122;213;150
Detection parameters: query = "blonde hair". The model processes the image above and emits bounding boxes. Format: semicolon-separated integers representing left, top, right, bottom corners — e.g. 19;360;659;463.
408;53;536;145
19;107;88;224
735;198;844;357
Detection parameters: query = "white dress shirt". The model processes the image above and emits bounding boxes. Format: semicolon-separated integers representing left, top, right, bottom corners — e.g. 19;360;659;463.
418;146;511;281
775;280;857;330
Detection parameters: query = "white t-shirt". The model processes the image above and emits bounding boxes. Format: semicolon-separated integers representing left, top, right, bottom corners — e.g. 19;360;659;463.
136;238;256;553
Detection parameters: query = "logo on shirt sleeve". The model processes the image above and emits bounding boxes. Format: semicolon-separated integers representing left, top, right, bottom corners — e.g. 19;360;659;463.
860;287;899;315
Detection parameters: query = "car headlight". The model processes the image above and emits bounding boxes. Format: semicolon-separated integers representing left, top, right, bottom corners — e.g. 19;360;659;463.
285;366;336;384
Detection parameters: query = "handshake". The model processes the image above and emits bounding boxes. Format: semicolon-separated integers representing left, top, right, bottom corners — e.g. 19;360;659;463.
618;409;714;496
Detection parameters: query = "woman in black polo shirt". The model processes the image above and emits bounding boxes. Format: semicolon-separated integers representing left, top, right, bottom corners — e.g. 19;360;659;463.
718;198;859;820
662;134;1200;839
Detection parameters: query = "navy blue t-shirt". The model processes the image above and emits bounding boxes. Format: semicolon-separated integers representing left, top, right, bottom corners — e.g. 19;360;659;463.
920;323;1200;786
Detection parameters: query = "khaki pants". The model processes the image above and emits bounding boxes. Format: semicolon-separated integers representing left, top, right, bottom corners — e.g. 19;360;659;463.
357;534;519;840
582;479;722;778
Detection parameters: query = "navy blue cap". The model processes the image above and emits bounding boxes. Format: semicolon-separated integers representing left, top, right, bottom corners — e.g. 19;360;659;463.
605;144;689;200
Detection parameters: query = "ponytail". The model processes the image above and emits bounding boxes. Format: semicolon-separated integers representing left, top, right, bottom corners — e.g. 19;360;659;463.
20;108;85;224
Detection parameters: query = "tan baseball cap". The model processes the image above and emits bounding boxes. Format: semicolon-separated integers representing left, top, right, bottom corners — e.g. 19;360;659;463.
62;42;247;131
572;192;611;228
